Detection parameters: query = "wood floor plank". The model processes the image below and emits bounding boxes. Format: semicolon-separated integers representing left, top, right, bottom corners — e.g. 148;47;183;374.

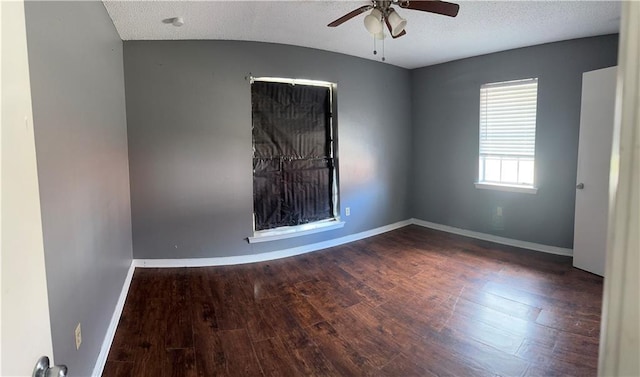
245;263;286;301
257;299;339;375
436;327;530;377
307;321;378;375
191;295;219;332
215;272;250;331
131;298;168;377
522;364;566;377
362;243;425;278
166;299;193;348
402;337;496;377
281;338;339;376
285;295;326;328
167;349;197;377
320;262;391;308
450;248;506;276
375;286;452;332
217;329;263;376
294;277;360;320
106;295;144;362
352;303;429;353
409;268;468;296
449;295;559;347
460;285;542;321
443;311;525;354
102;361;134;377
244;302;278;342
193;333;225;377
554;331;600;356
253;337;306;377
188;267;216;298
103;226;603;377
544;356;600;376
328;246;398;291
495;264;565;288
328;308;400;368
191;296;225;376
516;338;555;366
380;353;438;377
483;280;602;315
536;308;601;337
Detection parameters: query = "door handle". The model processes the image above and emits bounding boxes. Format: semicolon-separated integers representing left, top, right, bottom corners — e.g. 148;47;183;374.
576;183;585;189
33;356;67;377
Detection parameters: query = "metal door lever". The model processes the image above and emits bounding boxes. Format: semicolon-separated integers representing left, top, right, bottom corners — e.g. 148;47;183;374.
33;356;67;377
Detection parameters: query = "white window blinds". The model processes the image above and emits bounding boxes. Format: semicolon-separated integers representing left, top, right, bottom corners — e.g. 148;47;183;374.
479;78;538;158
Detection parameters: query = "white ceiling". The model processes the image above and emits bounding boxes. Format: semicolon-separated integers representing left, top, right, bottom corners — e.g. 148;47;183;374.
102;0;621;69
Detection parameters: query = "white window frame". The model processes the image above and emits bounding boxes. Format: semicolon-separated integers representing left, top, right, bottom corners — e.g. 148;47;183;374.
475;78;539;194
248;76;343;243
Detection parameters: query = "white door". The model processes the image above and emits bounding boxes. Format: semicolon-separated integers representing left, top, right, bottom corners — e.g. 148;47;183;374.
1;1;56;375
573;66;617;277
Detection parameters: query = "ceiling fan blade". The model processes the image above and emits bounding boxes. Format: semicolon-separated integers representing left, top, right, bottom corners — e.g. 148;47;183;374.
328;5;373;27
384;16;407;39
399;0;460;17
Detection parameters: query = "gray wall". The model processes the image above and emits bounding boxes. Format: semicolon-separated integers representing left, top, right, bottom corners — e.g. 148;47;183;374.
25;2;132;376
124;41;412;259
410;35;618;248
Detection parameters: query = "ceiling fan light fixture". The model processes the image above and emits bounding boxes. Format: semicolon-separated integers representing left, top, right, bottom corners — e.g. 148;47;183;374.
374;30;386;40
363;8;383;34
387;9;407;37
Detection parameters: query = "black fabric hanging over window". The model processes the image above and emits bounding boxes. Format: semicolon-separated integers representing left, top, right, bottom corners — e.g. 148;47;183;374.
252;81;334;231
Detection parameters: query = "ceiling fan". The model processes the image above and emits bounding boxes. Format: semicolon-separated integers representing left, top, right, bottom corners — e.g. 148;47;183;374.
328;0;460;39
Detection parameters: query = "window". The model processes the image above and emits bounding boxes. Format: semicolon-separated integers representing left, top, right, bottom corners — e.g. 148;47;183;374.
249;77;341;242
476;78;538;193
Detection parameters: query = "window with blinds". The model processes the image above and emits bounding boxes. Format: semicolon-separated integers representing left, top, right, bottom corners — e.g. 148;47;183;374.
478;78;538;187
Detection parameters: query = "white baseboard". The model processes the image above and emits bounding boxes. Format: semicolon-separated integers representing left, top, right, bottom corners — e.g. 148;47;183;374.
91;262;135;377
133;218;571;267
410;218;573;257
134;219;413;268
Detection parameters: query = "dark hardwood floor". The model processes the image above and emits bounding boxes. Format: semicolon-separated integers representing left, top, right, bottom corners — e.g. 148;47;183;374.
103;225;603;377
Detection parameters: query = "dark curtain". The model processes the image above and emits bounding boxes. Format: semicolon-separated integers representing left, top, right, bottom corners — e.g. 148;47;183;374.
252;81;333;231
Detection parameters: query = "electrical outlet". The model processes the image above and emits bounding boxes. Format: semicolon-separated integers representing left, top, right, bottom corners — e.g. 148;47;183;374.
491;206;504;230
75;323;82;350
345;207;350;216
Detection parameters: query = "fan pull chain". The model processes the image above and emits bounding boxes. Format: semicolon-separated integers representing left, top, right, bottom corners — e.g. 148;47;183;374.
381;36;385;62
373;35;377;56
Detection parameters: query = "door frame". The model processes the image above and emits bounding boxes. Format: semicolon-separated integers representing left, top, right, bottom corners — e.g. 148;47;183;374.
598;1;640;375
1;0;55;375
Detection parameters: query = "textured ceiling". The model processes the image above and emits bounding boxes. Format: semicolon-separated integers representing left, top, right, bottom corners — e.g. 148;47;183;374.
102;0;621;69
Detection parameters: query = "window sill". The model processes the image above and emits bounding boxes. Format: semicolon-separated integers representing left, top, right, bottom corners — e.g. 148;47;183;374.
248;219;345;244
474;182;538;194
